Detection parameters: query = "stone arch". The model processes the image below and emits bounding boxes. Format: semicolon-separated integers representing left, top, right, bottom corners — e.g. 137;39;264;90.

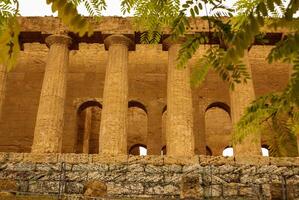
206;146;212;156
129;144;147;155
205;102;232;156
128;100;148;114
127;101;148;154
76;100;102;154
205;101;231;117
161;145;166;155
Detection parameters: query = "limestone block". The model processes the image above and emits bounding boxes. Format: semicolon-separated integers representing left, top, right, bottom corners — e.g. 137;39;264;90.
199;155;234;166
162;164;183;173
58;153;90;164
223;183;239;196
127;163;144;172
235;155;270;165
270;156;299;166
145;164;164;174
144;184;179;195
92;154;128;164
164;155;199;165
0;180;17;191
65;182;84;194
180;175;203;199
23;153;58;163
83;181;107;197
65;171;88;181
127;172;163;183
127;155;163;165
0;153;8;162
87;171;106;181
72;163;108;171
203;185;222;197
7;153;23;162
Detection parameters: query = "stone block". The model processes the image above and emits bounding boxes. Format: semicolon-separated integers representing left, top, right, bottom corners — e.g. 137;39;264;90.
23;153;58;163
203;185;222;197
65;171;88;181
7;153;23;162
164;156;199;165
180;175;203;199
83;181;107;197
65;181;84;194
127;163;144;172
103;172;127;182
235;156;269;165
0;180;17;191
270;157;299;167
108;164;128;173
223;183;239;196
72;163;109;171
182;164;204;174
145;184;179;195
128;155;163;165
6;162;35;171
92;154;128;164
145;164;163;174
107;182;144;195
58;154;90;164
28;181;59;194
164;173;182;185
0;153;8;162
239;186;255;196
127;172;163;183
199;156;234;166
87;171;106;181
35;163;61;171
162;164;182;173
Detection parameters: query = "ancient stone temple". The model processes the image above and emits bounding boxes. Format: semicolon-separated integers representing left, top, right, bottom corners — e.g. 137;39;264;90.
0;17;298;199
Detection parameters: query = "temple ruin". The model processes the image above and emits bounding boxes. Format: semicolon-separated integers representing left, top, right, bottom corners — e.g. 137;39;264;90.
0;17;298;199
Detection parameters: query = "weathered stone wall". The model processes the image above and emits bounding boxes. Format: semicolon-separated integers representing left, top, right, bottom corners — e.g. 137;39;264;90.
0;153;298;199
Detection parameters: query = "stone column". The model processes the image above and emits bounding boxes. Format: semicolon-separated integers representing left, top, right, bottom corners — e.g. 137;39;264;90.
147;101;162;155
99;35;133;155
230;50;261;156
0;64;7;121
31;35;71;153
164;39;194;157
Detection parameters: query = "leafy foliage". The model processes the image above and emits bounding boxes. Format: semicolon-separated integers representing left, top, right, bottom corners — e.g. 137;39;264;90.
0;0;20;70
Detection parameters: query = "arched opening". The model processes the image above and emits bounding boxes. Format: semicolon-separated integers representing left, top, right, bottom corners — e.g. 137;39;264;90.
261;145;269;157
76;101;102;154
205;102;232;156
161;145;166;155
129;144;147;156
127;101;148;154
206;146;212;156
222;146;234;157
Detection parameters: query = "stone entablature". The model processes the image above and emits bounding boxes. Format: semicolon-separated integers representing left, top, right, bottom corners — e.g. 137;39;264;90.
0;153;298;199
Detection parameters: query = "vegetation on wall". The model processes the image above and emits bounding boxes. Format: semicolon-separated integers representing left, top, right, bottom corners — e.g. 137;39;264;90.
0;0;298;156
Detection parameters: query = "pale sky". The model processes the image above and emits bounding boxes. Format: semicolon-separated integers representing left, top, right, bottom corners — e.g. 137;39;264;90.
19;0;125;16
18;0;238;17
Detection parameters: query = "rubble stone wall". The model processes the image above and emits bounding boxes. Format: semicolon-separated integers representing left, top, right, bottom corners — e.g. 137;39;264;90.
0;153;299;199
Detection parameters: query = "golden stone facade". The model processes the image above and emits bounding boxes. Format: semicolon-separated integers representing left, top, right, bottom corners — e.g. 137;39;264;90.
0;17;296;157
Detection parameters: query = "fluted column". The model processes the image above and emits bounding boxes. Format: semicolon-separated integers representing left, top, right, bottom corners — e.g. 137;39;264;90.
164;39;194;157
0;64;7;121
230;50;261;156
99;35;133;155
147;101;162;155
31;35;71;153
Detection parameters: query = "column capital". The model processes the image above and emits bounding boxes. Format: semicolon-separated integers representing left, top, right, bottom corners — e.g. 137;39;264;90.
45;34;72;48
104;34;135;51
162;36;186;51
